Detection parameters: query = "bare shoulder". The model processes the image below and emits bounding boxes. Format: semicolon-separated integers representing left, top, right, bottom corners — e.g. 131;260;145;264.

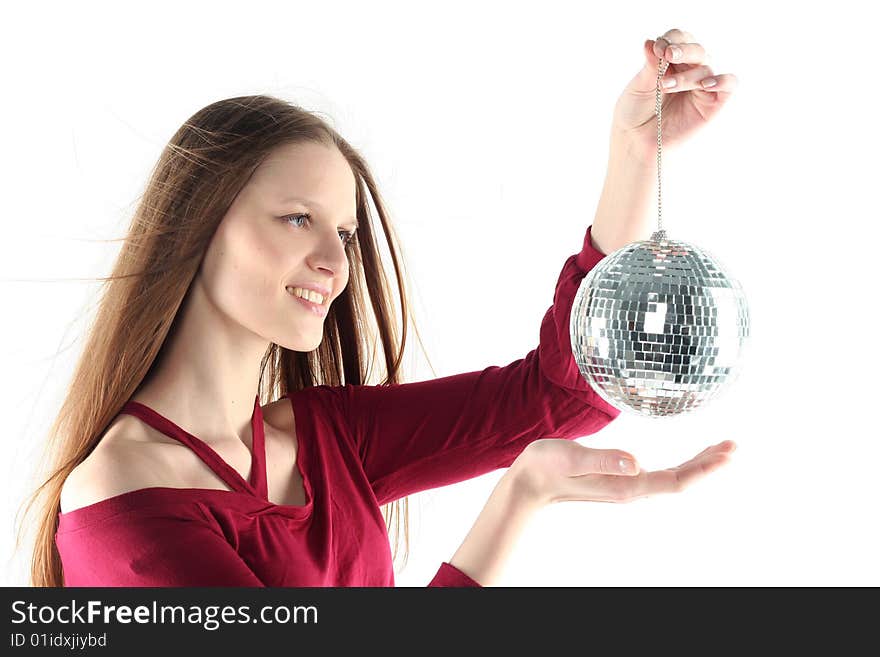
59;397;298;514
59;419;178;515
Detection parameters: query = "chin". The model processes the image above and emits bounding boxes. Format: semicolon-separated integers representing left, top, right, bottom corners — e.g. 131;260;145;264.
278;333;324;353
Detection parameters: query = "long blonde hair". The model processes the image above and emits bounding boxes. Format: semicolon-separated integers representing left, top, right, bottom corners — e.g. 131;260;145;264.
16;94;432;586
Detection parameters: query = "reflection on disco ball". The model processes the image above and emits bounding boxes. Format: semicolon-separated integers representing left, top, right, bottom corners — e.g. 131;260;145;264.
570;230;750;418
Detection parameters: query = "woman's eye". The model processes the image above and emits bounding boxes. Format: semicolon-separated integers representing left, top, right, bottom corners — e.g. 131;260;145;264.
283;212;310;228
283;213;356;247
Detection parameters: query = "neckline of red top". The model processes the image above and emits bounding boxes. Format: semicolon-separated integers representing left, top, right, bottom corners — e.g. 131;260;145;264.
56;392;315;529
120;394;269;498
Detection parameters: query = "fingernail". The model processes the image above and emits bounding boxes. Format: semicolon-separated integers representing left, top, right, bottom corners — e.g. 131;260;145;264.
619;458;636;474
701;77;717;88
669;46;682;61
661;77;677;89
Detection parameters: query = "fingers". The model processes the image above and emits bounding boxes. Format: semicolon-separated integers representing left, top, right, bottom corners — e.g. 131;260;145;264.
660;70;738;95
654;28;695;56
658;28;695;43
686;440;737;461
570;447;641;477
638;444;734;498
559;440;736;504
648;29;736;96
630;440;736;501
652;39;707;65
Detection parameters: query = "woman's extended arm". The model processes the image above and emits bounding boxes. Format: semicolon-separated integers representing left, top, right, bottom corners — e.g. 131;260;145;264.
319;224;621;511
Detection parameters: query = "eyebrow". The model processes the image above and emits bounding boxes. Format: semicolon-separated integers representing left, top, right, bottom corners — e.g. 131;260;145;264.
281;195;359;228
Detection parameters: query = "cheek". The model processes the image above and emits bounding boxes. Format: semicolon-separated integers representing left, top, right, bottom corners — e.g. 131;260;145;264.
202;220;289;319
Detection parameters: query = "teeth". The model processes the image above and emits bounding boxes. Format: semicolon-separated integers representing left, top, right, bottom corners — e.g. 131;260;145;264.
286;286;325;304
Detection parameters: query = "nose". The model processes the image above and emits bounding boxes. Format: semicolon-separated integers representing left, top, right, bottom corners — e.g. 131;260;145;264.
307;227;349;278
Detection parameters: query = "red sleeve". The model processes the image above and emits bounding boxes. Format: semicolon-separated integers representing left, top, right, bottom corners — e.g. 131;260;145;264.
329;224;621;507
427;562;483;587
56;510;266;587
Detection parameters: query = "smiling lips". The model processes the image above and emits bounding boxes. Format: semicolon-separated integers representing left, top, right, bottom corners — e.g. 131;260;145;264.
286;286;328;317
286;286;327;304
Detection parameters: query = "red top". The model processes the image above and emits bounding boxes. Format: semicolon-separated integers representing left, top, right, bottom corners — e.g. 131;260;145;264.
55;224;620;587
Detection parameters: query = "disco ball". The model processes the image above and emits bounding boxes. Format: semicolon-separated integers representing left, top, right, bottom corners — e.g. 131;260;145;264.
570;230;750;418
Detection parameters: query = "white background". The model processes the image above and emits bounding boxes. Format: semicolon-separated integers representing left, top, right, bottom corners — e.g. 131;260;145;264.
2;0;878;586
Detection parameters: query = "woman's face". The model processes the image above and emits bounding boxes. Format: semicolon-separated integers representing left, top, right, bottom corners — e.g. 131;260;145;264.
197;140;358;352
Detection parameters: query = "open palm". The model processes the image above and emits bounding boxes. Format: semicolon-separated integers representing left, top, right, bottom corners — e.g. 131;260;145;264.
509;437;737;506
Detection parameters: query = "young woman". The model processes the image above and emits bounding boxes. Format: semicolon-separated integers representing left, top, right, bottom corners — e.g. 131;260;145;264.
23;29;738;587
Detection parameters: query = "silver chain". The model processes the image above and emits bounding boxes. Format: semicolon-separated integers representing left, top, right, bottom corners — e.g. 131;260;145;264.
652;57;670;243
